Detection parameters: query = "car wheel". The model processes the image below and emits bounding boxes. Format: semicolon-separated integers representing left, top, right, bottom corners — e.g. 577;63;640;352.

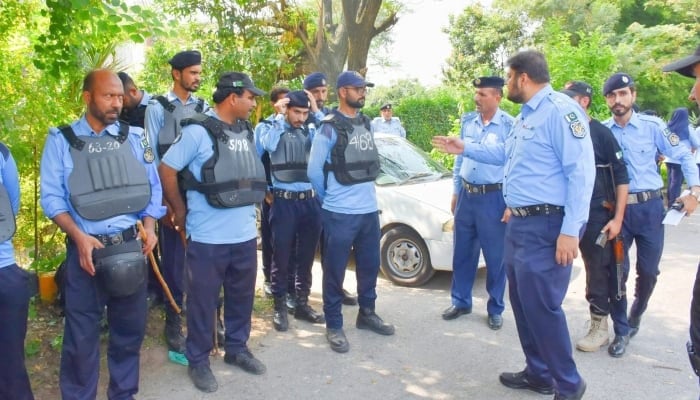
380;226;434;287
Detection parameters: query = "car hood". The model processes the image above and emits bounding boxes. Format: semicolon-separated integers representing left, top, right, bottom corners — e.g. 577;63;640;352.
377;177;453;214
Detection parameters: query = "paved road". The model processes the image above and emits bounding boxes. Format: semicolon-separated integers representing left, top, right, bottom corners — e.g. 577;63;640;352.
135;215;700;400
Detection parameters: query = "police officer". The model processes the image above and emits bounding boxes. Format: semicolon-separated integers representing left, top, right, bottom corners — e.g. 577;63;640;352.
158;72;267;393
117;71;152;128
370;103;407;138
40;69;164;400
0;141;34;400
664;107;700;206
560;81;631;357
661;44;700;385
438;76;512;330
261;90;324;331
145;50;210;356
308;71;395;354
433;50;593;399
602;73;700;352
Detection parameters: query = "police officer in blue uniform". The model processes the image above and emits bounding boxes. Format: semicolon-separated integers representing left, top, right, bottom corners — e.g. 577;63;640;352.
370;103;407;138
40;69;164;400
434;50;593;400
0;141;34;400
439;76;512;330
145;50;210;356
662;43;700;388
664;107;699;206
602;73;700;353
261;90;324;331
158;72;268;393
308;71;395;353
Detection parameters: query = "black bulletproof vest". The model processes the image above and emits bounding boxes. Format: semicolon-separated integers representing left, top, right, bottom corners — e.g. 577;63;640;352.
323;111;379;186
180;114;267;208
59;122;151;221
155;96;205;157
0;143;15;242
269;125;311;183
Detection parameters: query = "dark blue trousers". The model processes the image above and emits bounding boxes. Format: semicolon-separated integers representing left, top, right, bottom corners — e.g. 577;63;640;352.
60;241;147;400
610;197;665;335
666;162;683;207
321;210;380;329
261;199;273;282
451;188;506;315
0;264;34;400
269;197;321;298
159;224;185;307
185;239;257;367
504;214;583;396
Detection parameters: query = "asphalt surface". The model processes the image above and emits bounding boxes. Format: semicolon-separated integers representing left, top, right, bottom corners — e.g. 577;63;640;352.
134;214;700;400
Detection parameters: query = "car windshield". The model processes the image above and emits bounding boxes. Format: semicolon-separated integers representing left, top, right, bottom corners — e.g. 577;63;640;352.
375;136;450;186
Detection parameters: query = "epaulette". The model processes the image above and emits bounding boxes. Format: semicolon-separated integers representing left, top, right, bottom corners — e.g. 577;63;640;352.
461;111;478;124
637;113;667;130
321;113;336;122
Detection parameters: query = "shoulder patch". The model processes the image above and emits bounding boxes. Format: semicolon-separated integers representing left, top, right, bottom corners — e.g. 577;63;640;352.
564;112;579;123
570;120;587;138
663;128;671;137
668;133;680;146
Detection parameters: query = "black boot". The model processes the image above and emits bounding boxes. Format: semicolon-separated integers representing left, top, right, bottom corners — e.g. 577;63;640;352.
216;303;225;345
608;335;630;357
285;292;297;313
356;307;395;335
164;305;185;352
294;296;325;324
273;296;289;331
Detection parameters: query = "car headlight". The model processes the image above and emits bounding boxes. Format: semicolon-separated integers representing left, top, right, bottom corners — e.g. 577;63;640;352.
442;218;454;233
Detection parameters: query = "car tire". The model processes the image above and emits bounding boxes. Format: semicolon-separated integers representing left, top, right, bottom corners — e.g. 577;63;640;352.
380;226;434;287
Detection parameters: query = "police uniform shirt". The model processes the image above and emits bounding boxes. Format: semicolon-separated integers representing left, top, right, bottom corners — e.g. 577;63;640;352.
603;112;700;192
40;117;166;235
307;115;378;214
144;91;209;165
502;85;595;237
0;143;20;268
695;127;700;164
665;123;700;164
589;119;629;213
452;108;513;194
370;117;406;138
160;109;258;245
260;116;316;192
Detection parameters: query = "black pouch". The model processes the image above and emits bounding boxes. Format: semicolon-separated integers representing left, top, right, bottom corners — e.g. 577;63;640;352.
93;239;147;297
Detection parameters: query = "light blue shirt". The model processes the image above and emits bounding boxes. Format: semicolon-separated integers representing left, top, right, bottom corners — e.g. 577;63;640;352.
371;117;406;138
260;116;316;192
603;112;700;192
663;124;699;164
144;91;208;165
0;143;19;268
452;108;513;193
307;113;377;214
40;117;165;235
502;85;595;237
161;110;258;244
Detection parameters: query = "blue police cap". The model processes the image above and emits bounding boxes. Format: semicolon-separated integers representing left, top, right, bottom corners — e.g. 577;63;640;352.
215;72;265;96
168;50;202;70
336;71;374;89
303;72;327;90
603;73;634;96
668;107;690;141
662;45;700;78
473;76;504;88
286;90;310;109
561;81;593;98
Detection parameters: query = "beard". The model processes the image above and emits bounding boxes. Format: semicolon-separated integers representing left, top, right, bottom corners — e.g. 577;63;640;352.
610;103;632;117
183;80;200;92
89;102;120;126
347;97;365;109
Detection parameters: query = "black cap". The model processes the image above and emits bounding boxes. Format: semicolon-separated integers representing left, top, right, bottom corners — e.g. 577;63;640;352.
168;50;201;70
303;72;327;90
473;76;504;88
215;72;265;96
380;103;392;111
603;73;634;96
336;71;374;88
561;81;593;98
286;90;310;109
662;45;700;78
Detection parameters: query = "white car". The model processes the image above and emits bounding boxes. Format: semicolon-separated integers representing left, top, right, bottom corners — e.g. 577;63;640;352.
375;134;455;286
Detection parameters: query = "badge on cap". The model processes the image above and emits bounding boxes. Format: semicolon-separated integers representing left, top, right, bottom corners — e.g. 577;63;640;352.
622;76;629;84
570;120;587;138
668;133;680;146
143;147;155;163
474;78;481;86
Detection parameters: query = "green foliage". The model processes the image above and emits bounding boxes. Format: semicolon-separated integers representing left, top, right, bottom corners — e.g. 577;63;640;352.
25;338;41;358
394;88;460;152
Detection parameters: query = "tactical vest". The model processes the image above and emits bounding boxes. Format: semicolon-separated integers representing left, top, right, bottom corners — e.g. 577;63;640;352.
269;125;311;183
322;111;379;186
155;96;205;157
180;114;267;208
0;184;15;243
59;122;151;221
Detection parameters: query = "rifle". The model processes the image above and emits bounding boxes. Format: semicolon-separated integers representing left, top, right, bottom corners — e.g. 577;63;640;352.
599;163;625;300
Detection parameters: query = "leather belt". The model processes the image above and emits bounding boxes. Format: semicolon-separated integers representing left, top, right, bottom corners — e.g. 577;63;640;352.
91;225;138;246
273;188;315;200
509;204;564;217
462;180;502;195
626;189;661;205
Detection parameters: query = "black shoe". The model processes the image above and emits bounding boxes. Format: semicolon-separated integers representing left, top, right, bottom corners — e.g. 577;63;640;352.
356;308;395;335
224;350;266;375
164;308;185;352
442;305;472;320
326;328;349;353
488;314;503;330
628;315;641;338
498;369;555;395
294;302;325;324
188;364;218;393
554;379;586;400
263;281;272;298
342;289;358;306
273;296;289;332
285;293;297;313
607;334;629;357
